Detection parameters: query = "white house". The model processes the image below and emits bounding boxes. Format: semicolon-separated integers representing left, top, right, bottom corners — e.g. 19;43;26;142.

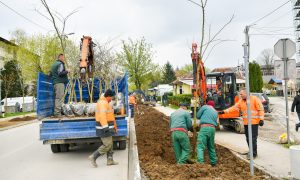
156;84;173;96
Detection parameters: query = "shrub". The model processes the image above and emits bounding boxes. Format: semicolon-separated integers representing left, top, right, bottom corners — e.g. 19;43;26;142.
157;96;161;101
168;94;193;106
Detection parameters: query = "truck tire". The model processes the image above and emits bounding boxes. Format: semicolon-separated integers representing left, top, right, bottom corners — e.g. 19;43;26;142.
113;141;119;150
119;140;126;150
51;144;60;153
60;144;69;152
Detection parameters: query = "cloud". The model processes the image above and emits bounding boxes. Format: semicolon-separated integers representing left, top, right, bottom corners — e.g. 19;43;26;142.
0;0;295;70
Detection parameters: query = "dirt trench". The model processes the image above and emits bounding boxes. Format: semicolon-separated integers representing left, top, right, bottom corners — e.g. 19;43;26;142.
135;105;273;180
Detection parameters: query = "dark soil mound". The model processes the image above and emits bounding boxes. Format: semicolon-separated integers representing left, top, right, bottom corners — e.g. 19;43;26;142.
135;105;272;180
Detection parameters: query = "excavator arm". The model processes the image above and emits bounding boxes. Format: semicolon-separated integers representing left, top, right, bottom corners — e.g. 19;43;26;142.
80;36;95;82
191;43;207;105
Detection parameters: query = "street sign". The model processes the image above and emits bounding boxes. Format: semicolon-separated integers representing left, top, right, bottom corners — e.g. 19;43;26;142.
274;39;296;59
274;59;296;79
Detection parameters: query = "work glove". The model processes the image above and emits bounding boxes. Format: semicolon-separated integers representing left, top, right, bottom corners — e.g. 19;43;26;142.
113;107;120;114
259;120;264;126
218;111;225;115
103;127;110;134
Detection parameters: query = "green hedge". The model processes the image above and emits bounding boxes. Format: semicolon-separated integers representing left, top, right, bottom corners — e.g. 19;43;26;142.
168;94;193;106
157;96;161;101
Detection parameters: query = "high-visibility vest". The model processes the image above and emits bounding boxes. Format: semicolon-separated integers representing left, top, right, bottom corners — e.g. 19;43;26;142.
95;95;116;137
224;95;264;125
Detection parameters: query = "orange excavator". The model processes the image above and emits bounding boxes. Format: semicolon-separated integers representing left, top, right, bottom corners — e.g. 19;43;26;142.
191;43;206;105
191;43;244;133
80;36;95;82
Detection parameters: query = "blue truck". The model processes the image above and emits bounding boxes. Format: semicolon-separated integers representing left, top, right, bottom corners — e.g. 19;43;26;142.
37;72;129;153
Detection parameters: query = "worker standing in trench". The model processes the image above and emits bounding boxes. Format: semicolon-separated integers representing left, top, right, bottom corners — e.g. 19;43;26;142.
219;87;264;159
88;89;119;167
170;103;193;164
196;100;218;166
129;93;137;118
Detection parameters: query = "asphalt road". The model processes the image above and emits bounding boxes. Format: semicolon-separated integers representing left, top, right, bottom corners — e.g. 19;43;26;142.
0;122;128;180
269;96;300;142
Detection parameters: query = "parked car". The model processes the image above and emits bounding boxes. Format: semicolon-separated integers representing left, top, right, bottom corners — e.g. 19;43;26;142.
251;93;271;113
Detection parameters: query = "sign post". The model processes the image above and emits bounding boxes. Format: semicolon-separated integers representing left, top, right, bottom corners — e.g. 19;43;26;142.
274;38;296;144
243;25;254;176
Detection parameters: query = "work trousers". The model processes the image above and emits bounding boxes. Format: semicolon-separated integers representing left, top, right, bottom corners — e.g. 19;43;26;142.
244;124;258;156
297;113;300;124
54;83;64;116
171;131;190;164
129;104;134;118
96;136;113;156
197;126;217;165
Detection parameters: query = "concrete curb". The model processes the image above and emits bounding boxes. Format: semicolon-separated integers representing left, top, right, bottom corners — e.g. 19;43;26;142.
0;119;38;131
128;117;141;180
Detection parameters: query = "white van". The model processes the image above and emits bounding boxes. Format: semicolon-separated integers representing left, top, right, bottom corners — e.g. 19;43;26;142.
1;96;36;112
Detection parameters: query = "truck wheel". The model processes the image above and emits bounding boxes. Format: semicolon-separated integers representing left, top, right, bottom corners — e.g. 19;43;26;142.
60;144;69;152
113;141;119;150
119;140;126;150
235;120;244;134
51;144;60;153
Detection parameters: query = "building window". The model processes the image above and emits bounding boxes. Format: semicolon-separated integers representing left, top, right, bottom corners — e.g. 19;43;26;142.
179;85;183;94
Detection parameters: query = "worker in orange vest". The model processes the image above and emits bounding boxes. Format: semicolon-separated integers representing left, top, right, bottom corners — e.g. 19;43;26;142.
129;93;137;118
88;89;118;167
219;87;264;159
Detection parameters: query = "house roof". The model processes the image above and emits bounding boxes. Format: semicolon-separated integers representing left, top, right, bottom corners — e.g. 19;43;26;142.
171;78;193;86
268;77;282;84
0;37;17;46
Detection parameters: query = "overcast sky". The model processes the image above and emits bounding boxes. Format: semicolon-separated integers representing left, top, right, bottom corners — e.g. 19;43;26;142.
0;0;296;69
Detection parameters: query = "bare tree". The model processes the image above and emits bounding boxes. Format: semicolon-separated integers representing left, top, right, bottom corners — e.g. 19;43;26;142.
187;0;234;158
37;0;78;65
93;39;123;94
258;49;274;75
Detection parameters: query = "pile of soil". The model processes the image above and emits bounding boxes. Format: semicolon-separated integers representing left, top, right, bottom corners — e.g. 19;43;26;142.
135;105;272;180
0;116;36;128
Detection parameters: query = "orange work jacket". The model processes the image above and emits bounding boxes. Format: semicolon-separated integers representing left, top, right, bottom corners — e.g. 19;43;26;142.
224;95;264;125
95;96;117;137
129;95;136;105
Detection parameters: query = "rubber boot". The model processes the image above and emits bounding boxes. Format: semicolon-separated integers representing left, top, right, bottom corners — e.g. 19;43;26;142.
295;123;300;132
88;151;101;168
107;152;118;166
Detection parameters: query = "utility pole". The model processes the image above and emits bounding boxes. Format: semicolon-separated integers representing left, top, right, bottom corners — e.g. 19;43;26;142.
283;39;291;144
242;25;254;176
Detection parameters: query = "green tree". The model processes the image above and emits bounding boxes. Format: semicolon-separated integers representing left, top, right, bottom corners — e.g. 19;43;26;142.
148;66;163;88
117;38;157;90
1;60;22;100
249;61;263;92
162;61;176;84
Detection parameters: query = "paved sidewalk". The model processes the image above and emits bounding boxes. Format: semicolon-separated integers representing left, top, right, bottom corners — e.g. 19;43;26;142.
154;105;291;179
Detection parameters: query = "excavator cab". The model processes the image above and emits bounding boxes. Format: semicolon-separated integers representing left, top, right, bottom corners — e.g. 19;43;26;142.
206;72;237;110
206;72;244;133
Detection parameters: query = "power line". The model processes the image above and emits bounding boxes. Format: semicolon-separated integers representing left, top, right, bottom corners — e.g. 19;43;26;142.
250;33;293;36
250;0;291;25
0;0;48;31
186;0;201;7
